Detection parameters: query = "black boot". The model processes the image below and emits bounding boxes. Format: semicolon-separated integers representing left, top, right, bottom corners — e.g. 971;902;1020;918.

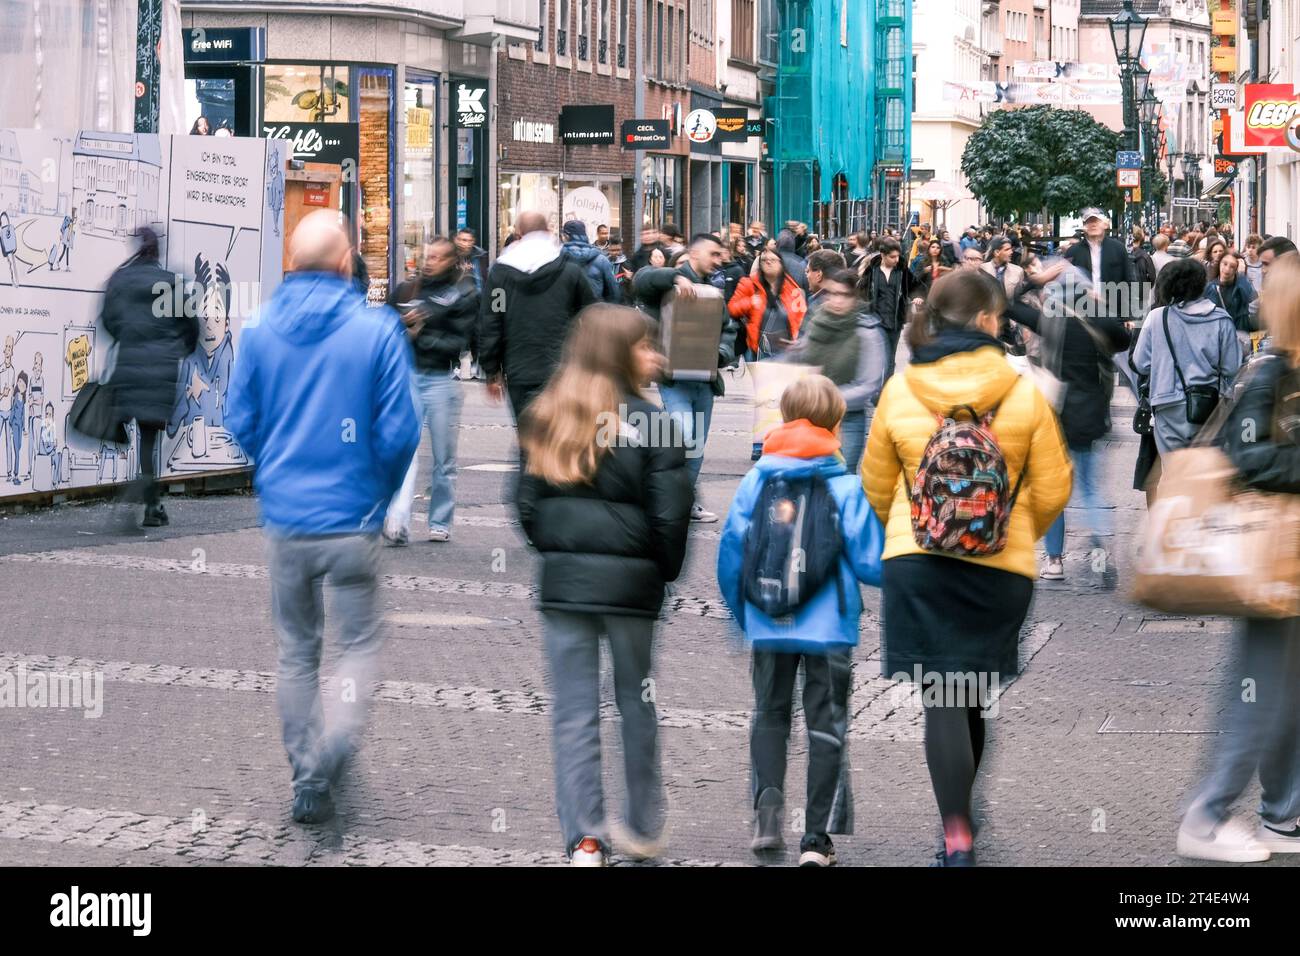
141;504;163;527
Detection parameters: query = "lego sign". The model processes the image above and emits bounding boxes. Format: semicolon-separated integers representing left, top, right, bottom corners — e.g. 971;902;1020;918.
1243;84;1300;150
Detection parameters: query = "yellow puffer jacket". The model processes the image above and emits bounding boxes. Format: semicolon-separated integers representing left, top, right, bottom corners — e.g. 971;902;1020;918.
862;342;1073;579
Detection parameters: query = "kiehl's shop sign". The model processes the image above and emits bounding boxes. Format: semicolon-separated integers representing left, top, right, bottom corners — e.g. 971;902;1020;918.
1243;84;1300;150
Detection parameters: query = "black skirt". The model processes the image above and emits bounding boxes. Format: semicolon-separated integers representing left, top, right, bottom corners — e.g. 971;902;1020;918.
881;554;1034;679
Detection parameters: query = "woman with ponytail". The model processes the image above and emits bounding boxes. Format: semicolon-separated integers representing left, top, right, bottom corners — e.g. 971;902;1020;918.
516;304;694;866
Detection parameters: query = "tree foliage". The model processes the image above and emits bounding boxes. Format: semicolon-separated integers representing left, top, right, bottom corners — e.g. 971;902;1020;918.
961;106;1125;219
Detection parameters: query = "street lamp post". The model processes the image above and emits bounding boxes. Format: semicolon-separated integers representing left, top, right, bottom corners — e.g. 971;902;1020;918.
1140;91;1159;230
1109;0;1148;234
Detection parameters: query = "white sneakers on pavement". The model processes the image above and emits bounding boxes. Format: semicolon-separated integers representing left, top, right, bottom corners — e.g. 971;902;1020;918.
1176;816;1271;863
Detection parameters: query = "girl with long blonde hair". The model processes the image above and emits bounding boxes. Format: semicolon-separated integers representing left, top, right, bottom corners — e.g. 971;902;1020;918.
516;304;694;866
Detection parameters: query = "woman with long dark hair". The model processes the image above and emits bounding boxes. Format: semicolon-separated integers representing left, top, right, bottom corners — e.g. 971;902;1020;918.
728;248;808;359
912;238;952;301
863;269;1072;866
516;304;694;866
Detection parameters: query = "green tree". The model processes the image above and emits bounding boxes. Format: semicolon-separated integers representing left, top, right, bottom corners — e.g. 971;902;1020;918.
961;105;1123;220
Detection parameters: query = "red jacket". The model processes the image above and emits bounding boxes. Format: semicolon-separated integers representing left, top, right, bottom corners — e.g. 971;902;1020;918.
728;274;808;353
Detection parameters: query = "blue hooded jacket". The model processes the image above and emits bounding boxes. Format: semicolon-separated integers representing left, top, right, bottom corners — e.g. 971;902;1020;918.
717;421;884;654
226;272;421;536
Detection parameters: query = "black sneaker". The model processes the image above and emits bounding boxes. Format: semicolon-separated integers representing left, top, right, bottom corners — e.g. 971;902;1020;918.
750;787;785;854
141;506;164;528
291;787;335;824
798;834;836;867
155;503;170;526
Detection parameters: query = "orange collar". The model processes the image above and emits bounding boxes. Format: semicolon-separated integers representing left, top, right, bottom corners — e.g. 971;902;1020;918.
762;419;841;458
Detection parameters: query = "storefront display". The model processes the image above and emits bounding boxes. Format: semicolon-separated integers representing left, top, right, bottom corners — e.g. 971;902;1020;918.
561;179;620;241
498;173;560;246
642;154;682;229
263;65;351;123
357;67;394;298
401;74;439;278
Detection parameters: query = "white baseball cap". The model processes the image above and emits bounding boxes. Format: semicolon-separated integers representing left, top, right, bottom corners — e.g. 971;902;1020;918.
1081;208;1111;226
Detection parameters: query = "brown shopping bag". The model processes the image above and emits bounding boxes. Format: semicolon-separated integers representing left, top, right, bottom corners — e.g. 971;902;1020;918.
1131;444;1300;619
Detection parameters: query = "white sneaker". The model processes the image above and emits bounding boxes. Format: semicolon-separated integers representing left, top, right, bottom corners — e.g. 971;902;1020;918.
1176;817;1271;862
1040;556;1064;580
609;819;669;862
428;527;451;543
382;525;409;547
569;836;606;867
1257;821;1300;854
690;503;718;523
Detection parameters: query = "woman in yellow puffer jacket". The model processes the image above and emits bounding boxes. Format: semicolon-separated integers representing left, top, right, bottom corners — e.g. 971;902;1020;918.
862;268;1072;866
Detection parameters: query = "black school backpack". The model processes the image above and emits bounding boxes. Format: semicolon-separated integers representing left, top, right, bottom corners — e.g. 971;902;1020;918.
741;473;845;621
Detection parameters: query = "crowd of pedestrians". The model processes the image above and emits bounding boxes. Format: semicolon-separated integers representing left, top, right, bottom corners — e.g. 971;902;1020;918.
87;201;1300;868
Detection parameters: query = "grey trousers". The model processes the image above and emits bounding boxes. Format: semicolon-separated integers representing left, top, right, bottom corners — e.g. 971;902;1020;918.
267;532;383;794
750;649;855;838
541;609;664;855
1183;616;1300;835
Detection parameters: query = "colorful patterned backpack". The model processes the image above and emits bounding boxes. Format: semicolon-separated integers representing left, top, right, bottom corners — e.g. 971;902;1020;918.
906;396;1025;557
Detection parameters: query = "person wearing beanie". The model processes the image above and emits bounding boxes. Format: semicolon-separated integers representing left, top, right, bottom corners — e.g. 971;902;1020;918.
562;220;621;303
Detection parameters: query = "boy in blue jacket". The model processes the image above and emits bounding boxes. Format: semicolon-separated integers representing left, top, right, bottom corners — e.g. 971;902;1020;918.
717;375;884;866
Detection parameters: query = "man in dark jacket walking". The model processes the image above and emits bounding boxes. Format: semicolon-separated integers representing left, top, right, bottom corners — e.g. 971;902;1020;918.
633;233;737;521
478;211;596;418
561;220;620;303
384;237;480;545
856;237;919;380
100;228;199;528
1064;209;1137;323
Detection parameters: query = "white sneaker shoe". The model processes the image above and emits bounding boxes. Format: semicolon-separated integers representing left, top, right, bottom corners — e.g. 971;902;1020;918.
1176;817;1271;862
1040;556;1064;580
428;527;451;543
690;503;718;523
382;525;409;547
1257;821;1300;853
609;819;668;862
569;836;606;867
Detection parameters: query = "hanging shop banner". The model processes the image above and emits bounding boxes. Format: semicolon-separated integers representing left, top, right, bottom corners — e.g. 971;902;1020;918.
1243;85;1300;150
620;119;670;150
942;80;1121;106
1211;4;1238;36
1211;44;1238;74
1214;157;1238;177
182;27;267;63
713;108;750;142
559;105;616;144
1211;84;1238;110
261;122;359;167
454;81;488;129
684;109;717;143
745;118;765;137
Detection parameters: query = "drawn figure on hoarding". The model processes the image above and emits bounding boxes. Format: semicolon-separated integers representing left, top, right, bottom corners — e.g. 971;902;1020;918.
0;212;20;287
48;211;76;271
32;402;62;491
169;252;233;438
0;336;14;479
25;351;42;476
7;371;26;484
267;151;285;237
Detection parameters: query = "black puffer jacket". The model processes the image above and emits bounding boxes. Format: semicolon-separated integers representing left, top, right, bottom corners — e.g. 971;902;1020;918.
477;243;596;393
1222;352;1300;492
100;258;199;426
515;395;694;617
391;270;480;372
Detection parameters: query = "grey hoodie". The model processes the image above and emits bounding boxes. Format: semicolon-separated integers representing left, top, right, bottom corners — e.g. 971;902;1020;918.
1133;297;1243;410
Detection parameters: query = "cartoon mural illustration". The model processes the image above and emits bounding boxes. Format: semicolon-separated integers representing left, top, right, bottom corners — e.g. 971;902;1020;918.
0;127;286;500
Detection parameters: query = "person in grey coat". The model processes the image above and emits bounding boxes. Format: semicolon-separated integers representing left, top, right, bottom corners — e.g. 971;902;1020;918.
100;228;199;527
1132;258;1243;458
784;269;888;474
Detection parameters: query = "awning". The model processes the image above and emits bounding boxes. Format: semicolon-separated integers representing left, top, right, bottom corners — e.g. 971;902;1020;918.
912;179;973;203
1201;177;1234;200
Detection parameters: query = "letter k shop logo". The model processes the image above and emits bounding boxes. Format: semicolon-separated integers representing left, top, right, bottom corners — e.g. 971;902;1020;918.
458;87;485;115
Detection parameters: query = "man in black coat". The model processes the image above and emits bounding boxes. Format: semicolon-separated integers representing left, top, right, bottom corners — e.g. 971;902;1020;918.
478;211;596;419
856;237;918;380
1063;209;1137;323
100;228;200;527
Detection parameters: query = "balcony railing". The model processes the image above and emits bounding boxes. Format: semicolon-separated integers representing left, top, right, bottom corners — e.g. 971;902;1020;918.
617;42;626;67
599;38;608;63
557;28;567;56
578;34;589;59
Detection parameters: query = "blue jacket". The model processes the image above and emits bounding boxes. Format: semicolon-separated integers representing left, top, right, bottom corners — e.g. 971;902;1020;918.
226;272;421;536
717;429;884;654
563;240;621;303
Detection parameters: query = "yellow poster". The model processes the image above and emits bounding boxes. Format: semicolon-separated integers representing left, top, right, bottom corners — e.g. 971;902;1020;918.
65;334;90;392
1211;7;1237;37
1212;47;1238;74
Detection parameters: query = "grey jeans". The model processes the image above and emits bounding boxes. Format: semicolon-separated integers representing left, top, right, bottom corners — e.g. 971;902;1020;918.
1183;616;1300;835
267;532;383;794
541;609;664;855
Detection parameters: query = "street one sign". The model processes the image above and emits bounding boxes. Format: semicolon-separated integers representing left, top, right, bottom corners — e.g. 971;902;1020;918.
1211;84;1238;110
1116;150;1142;169
620;119;670;150
1116;168;1141;188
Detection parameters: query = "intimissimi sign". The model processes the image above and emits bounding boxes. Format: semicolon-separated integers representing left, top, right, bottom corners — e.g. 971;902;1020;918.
512;119;555;144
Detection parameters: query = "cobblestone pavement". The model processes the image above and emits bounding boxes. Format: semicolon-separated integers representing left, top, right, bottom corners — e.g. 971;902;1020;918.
0;370;1292;868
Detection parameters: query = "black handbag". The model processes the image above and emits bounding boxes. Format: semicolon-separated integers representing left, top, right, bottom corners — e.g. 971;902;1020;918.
1162;306;1221;427
69;381;126;445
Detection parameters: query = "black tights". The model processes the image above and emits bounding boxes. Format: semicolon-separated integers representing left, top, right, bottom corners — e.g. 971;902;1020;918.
923;704;986;824
131;423;161;507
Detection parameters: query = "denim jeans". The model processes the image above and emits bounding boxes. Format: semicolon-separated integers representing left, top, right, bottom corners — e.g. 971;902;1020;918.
658;380;715;487
542;609;664;855
751;649;854;838
840;410;867;477
267;532;383;795
386;370;462;535
1183;616;1300;835
1043;444;1108;557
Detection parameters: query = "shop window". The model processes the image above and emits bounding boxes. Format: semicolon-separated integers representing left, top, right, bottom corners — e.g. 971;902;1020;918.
558;0;570;57
538;0;548;53
562;179;620;240
618;0;629;68
578;0;590;61
264;65;350;123
498;173;560;249
401;77;438;279
599;0;610;63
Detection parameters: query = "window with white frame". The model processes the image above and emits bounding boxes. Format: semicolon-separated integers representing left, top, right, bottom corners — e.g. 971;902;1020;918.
537;0;548;53
599;0;610;62
618;0;629;68
558;0;570;56
578;0;590;60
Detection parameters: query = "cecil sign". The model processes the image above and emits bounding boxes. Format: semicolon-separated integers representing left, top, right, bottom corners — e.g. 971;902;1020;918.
1243;84;1300;150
